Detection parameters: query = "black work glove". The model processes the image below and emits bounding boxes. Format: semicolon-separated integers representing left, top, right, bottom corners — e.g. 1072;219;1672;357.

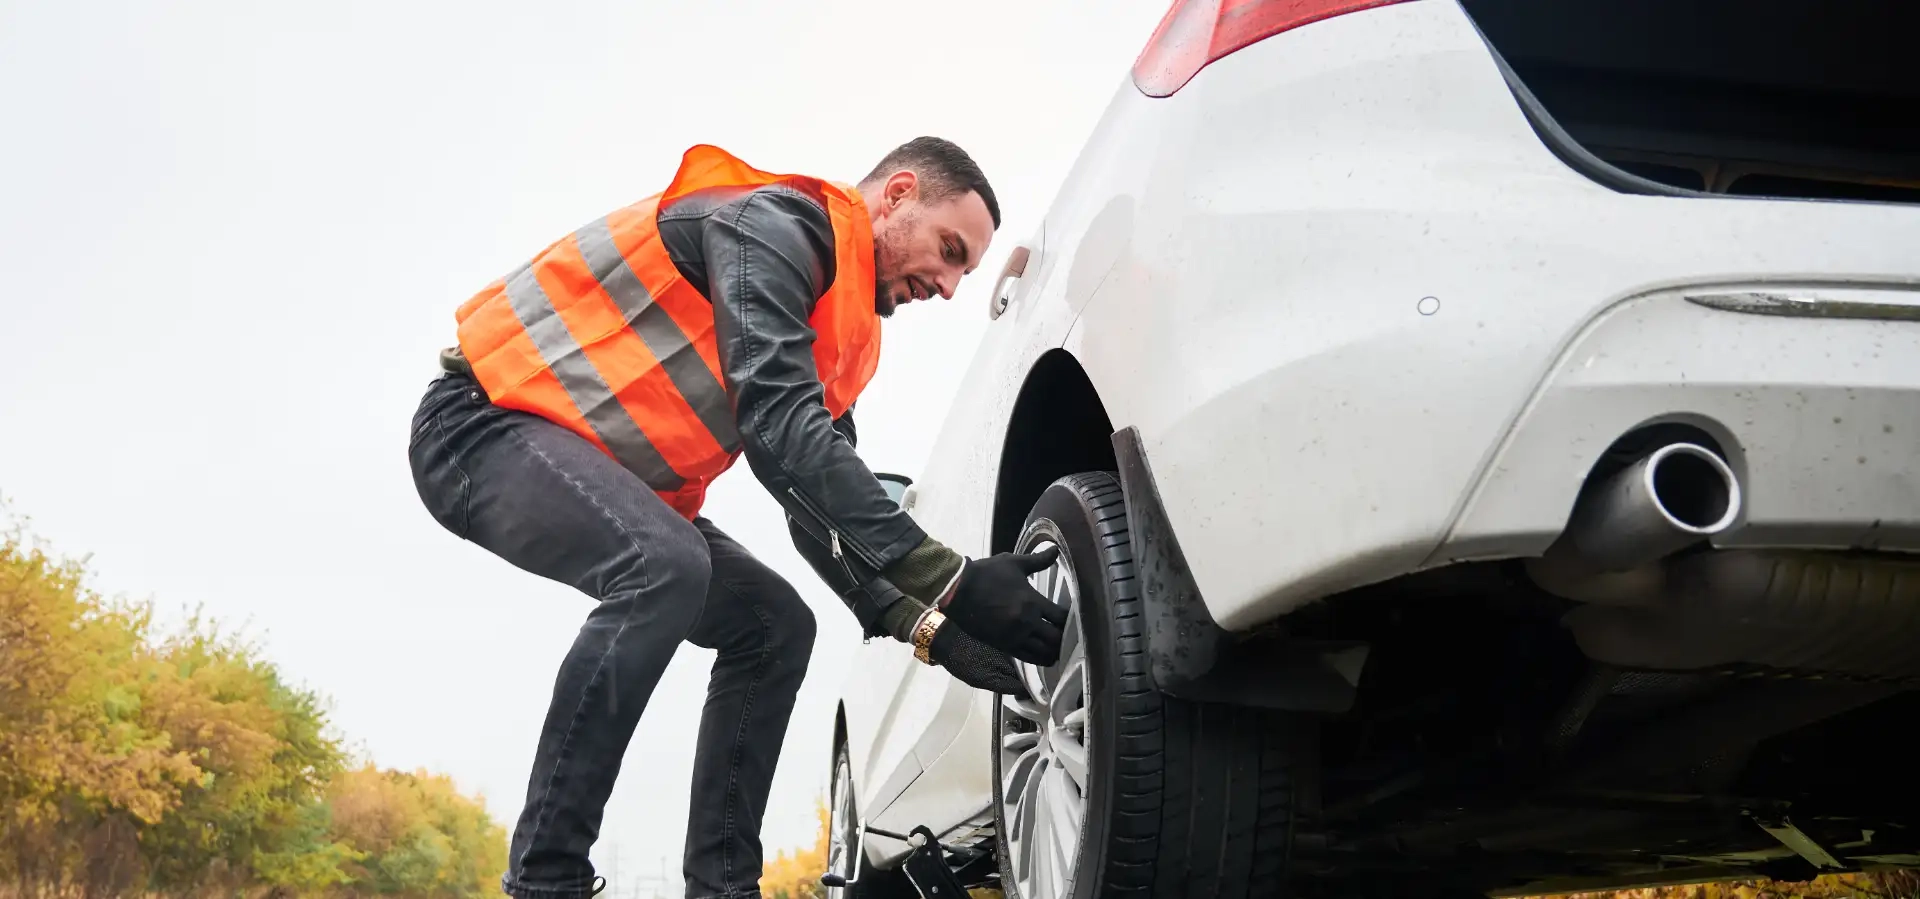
941;547;1066;667
927;623;1031;699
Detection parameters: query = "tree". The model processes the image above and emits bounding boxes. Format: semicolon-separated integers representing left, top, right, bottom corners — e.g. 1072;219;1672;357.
0;509;200;893
327;763;507;898
136;612;351;894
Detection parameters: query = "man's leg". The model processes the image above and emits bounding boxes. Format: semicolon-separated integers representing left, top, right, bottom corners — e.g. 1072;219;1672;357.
680;518;819;899
407;372;714;898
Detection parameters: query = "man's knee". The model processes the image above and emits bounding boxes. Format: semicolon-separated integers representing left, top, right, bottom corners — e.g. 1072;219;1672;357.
763;584;817;672
784;597;818;658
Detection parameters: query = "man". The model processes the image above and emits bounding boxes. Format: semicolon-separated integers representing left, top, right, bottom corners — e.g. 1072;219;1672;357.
406;137;1067;899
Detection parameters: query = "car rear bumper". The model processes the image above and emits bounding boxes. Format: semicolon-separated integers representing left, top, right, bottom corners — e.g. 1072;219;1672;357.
1064;0;1920;633
1127;275;1920;635
1441;285;1920;563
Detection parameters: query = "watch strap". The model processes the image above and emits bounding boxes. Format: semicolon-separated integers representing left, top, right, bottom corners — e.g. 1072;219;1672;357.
911;607;947;665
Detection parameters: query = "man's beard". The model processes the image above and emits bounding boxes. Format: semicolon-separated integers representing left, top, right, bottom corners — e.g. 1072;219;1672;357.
871;222;909;317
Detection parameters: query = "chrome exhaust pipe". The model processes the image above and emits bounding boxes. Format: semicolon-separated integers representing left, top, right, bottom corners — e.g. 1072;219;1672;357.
1527;443;1742;597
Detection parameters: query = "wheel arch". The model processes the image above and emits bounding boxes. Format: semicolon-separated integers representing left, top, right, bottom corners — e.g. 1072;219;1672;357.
988;351;1363;714
989;349;1119;556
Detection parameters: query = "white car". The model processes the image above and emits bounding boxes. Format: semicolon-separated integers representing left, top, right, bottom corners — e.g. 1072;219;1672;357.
827;0;1920;896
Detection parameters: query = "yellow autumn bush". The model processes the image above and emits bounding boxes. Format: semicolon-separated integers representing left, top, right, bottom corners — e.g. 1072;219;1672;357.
761;799;830;899
0;500;505;898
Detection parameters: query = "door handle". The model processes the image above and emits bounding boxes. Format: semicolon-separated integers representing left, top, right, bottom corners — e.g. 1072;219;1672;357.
987;245;1032;320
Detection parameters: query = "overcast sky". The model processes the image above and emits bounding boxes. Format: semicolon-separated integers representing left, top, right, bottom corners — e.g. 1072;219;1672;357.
0;0;1169;893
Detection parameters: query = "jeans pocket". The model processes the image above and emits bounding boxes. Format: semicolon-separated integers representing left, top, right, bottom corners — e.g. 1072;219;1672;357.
410;415;473;540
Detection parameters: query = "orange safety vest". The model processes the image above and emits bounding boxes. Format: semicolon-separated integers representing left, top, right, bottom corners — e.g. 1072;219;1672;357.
451;145;883;519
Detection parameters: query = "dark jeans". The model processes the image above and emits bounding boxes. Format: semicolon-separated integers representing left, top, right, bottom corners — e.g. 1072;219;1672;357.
407;372;816;899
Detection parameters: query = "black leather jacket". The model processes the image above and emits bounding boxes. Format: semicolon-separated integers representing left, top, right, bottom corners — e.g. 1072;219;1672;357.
656;180;937;603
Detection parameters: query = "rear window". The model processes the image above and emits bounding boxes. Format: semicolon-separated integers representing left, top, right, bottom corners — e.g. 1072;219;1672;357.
1459;0;1920;205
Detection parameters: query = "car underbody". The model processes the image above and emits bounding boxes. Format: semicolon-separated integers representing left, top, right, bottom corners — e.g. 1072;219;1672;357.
1280;558;1920;895
1154;427;1913;896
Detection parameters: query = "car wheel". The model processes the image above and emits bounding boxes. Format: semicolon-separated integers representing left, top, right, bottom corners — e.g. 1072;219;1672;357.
826;741;913;899
826;743;858;899
991;472;1318;899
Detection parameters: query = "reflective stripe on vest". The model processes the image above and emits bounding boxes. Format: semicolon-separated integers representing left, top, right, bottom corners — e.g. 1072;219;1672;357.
452;144;881;519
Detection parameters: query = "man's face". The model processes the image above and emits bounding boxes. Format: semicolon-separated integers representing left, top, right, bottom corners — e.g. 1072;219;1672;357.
869;171;996;317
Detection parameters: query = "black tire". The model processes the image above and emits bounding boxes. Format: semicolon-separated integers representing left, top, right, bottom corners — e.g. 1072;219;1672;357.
991;472;1318;899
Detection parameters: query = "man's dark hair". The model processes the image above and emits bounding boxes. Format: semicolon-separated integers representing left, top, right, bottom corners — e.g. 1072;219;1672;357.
860;136;1001;229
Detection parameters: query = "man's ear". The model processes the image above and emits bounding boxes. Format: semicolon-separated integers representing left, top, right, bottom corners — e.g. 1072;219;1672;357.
884;170;918;209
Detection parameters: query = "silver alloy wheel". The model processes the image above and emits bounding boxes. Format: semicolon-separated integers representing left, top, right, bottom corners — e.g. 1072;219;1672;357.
998;529;1091;899
827;750;856;899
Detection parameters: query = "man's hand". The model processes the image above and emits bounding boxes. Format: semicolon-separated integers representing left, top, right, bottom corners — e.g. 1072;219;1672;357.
925;622;1031;699
942;547;1067;666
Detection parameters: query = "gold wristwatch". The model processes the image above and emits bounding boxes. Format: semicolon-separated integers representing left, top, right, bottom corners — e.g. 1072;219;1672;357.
911;607;947;665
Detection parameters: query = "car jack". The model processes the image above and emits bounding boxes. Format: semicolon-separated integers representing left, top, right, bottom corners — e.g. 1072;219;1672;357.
900;825;986;899
820;823;991;898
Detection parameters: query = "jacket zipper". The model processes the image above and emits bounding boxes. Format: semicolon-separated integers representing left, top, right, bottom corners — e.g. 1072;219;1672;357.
786;485;887;572
785;486;881;644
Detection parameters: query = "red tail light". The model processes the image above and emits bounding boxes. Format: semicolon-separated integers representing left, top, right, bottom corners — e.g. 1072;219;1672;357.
1131;0;1420;97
